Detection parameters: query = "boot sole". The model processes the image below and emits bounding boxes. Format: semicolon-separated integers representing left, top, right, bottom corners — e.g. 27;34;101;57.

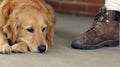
71;40;119;50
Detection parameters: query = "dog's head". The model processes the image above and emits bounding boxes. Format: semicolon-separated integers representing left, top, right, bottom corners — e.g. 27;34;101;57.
2;4;55;53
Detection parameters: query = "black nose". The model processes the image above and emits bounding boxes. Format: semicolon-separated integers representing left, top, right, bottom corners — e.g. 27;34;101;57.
38;45;46;53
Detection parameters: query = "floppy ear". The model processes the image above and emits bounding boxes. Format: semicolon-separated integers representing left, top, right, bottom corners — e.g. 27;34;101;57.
46;24;54;46
2;2;30;44
3;18;19;44
0;0;18;44
46;5;56;46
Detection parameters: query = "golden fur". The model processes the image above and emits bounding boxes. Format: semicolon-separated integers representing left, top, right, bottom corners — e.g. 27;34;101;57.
0;0;56;54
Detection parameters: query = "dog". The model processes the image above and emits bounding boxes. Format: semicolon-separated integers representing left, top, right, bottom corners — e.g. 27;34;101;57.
0;0;56;54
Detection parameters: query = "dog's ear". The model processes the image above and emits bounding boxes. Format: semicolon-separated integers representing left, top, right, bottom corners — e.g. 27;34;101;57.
45;5;56;46
0;0;18;44
46;24;54;46
0;1;28;43
46;10;56;46
3;18;19;44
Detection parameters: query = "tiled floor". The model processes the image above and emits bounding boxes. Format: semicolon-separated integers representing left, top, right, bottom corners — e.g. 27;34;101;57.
0;13;120;67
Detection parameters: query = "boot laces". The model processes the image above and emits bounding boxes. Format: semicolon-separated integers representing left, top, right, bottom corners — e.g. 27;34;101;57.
86;7;109;32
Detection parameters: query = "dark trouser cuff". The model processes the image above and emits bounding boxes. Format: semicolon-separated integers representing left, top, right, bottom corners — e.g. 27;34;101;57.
112;11;120;21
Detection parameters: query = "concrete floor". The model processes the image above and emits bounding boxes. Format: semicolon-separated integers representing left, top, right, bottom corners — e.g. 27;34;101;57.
0;13;120;67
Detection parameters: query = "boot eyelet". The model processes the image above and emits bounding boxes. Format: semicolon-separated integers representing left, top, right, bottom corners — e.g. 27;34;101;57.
106;12;109;15
106;20;109;22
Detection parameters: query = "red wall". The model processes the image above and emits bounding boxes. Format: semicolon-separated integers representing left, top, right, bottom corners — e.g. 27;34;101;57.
46;0;104;16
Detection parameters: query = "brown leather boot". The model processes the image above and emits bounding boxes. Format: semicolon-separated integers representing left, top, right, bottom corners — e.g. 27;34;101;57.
71;7;119;49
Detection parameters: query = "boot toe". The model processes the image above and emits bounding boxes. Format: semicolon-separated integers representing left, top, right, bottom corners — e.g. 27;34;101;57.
71;38;104;50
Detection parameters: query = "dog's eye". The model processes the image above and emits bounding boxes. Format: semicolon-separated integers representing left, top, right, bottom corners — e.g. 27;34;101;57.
42;27;46;32
27;27;34;32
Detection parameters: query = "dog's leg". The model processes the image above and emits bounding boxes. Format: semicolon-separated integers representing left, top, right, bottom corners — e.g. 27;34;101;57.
0;30;12;54
12;42;29;53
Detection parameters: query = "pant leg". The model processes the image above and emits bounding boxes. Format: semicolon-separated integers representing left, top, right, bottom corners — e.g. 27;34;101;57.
105;0;120;12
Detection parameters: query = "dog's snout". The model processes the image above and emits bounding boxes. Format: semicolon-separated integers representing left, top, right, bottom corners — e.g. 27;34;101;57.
38;44;46;53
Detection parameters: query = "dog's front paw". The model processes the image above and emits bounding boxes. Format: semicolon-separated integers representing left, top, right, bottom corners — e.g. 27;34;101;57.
12;43;29;53
0;44;12;54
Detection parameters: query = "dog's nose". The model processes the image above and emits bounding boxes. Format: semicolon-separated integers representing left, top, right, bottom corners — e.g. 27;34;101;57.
38;45;46;53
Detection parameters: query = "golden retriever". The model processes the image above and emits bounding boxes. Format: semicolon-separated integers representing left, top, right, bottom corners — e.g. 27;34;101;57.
0;0;56;54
